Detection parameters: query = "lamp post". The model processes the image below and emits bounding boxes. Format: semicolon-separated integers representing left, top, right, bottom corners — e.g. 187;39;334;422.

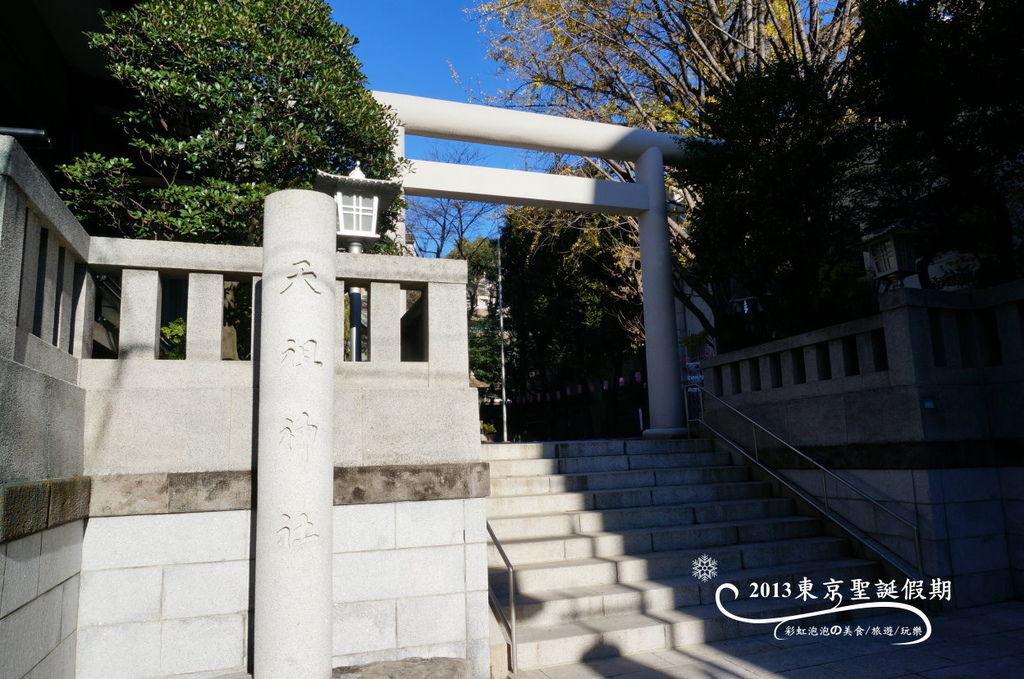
315;165;402;361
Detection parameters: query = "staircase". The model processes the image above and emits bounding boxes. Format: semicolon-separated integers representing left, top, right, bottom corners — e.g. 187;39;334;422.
484;438;881;673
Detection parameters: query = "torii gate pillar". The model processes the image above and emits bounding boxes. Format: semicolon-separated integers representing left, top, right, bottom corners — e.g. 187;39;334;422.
636;146;687;438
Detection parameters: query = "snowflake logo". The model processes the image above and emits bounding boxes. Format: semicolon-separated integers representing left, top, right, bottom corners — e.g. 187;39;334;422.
692;554;718;582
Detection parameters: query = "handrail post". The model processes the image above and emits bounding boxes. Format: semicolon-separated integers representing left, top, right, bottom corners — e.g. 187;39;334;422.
487;521;518;676
509;568;517;674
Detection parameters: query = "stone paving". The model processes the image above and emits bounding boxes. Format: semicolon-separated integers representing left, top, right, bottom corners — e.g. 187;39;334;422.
517;601;1024;679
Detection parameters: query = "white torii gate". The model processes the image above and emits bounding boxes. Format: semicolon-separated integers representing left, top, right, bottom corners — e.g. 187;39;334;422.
374;92;690;438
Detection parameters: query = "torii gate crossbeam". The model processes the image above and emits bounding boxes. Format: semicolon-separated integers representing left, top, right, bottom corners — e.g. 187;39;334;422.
374;91;689;438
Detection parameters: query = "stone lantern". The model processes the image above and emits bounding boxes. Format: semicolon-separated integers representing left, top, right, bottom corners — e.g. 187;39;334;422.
315;164;402;361
314;163;402;254
863;226;919;288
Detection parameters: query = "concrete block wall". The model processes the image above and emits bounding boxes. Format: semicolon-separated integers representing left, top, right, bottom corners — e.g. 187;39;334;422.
0;521;83;679
999;468;1024;600
1;136;488;678
1;138;93;679
781;466;1016;608
75;500;489;679
331;499;489;677
76;511;251;679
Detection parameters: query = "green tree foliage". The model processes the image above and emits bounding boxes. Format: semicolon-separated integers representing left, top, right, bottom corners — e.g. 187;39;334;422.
852;0;1024;287
677;60;875;349
159;317;187;360
500;207;644;394
446;237;502;401
60;0;400;245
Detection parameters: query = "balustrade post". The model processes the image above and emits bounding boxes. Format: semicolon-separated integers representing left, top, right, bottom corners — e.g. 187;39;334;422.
119;269;162;359
185;272;225;360
0;179;25;357
369;281;401;362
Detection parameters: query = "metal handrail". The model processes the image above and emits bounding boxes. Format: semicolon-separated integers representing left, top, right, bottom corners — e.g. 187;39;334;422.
486;521;517;676
689;387;925;578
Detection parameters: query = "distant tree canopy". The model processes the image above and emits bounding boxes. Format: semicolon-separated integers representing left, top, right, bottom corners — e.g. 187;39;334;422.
677;59;874;348
485;0;1024;354
852;0;1024;288
500;205;645;394
60;0;401;246
475;0;860;351
454;236;503;403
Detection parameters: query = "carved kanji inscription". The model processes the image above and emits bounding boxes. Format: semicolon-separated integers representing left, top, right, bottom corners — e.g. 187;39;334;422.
280;260;321;295
277;512;319;549
281;338;323;367
278;411;318;460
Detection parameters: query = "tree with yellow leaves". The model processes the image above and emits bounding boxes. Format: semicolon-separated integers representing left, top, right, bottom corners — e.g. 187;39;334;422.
471;1;859;348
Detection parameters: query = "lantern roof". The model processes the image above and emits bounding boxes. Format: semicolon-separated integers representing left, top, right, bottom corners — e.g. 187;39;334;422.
314;164;402;207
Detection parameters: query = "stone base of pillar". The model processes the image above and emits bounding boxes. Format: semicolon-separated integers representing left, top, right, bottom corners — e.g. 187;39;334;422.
642;426;689;439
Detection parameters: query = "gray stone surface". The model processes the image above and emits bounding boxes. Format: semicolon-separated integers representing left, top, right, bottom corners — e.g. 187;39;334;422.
335;388;481;467
72;269;95;359
38;228;60;346
89;473;170;516
0;177;26;359
82;364;482;475
0;137;91;259
427;281;470;387
369;281;401;363
334;463;489;505
88;235;467;283
333;657;469;678
168;470;251;513
56;248;75;352
186;272;225;361
254;188;336;678
1;356;85;484
119;269;162;359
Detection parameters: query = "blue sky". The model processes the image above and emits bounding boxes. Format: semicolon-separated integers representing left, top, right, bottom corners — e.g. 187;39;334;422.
328;1;525;170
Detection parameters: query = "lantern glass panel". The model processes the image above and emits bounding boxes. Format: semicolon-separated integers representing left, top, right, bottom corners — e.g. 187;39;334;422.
871;239;897;276
336;191;378;235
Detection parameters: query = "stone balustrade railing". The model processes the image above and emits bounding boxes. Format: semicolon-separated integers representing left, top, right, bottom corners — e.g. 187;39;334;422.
86;235;469;385
701;280;1024;447
0;135;479;481
0;137;95;382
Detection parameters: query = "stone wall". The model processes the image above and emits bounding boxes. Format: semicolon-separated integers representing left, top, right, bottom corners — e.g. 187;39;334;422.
0;137;490;678
1;137;94;679
1;521;83;679
701;282;1024;447
699;281;1024;607
779;467;1016;608
74;501;489;679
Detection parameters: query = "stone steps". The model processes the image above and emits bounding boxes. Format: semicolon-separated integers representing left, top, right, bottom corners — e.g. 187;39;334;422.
486;515;822;565
490;536;851;593
489;451;732;478
510;597;821;670
483;439;721;461
489;465;749;496
488;497;798;541
484;438;885;673
486;480;772;516
496;558;878;630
